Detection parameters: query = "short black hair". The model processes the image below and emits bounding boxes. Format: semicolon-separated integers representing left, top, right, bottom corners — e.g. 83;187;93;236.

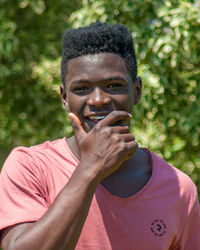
61;21;137;88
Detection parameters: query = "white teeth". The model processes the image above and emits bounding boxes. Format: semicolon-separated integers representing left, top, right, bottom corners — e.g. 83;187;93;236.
89;115;106;120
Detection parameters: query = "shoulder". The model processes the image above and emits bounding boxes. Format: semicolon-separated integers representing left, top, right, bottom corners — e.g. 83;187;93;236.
1;138;68;178
146;148;195;185
144;148;198;206
3;137;66;163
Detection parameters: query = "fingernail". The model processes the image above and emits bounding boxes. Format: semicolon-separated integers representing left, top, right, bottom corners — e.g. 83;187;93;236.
68;113;73;120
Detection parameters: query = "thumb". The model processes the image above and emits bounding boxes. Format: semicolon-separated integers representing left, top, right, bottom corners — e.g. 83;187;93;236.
68;113;86;142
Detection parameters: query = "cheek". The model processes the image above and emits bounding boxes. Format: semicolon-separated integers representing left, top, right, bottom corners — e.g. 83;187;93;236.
67;95;85;114
116;93;134;109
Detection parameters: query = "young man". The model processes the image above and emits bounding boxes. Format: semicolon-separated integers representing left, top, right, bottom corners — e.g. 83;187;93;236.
0;22;199;250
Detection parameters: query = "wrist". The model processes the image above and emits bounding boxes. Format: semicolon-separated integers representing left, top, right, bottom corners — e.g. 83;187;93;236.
67;163;100;194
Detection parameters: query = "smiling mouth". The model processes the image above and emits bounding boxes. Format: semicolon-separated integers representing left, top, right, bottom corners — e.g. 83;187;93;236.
86;114;129;126
87;115;107;123
89;115;106;120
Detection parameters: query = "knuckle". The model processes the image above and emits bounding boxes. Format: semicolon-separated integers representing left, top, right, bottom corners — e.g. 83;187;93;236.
72;122;78;130
119;142;126;151
112;133;121;143
131;134;135;141
95;123;102;131
132;142;138;152
104;127;112;136
112;110;119;118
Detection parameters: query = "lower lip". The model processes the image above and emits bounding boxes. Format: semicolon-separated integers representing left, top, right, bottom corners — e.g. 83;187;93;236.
83;118;102;129
90;119;103;123
84;118;129;126
88;119;102;124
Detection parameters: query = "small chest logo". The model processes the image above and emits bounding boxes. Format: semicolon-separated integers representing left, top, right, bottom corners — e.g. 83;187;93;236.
150;219;166;236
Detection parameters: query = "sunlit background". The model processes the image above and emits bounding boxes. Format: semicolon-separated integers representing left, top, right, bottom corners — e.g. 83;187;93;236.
0;0;200;206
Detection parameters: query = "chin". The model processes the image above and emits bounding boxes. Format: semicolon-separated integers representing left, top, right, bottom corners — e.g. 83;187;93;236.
82;122;93;133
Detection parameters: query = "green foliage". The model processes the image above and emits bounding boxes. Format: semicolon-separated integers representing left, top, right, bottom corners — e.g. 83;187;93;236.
0;0;79;155
0;0;200;196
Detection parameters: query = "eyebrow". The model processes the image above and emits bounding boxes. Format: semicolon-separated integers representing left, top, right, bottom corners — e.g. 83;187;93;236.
71;76;127;85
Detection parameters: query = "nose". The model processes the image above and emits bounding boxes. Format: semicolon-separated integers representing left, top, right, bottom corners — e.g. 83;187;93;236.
87;87;111;107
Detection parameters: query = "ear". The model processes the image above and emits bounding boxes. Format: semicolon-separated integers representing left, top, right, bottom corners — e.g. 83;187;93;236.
60;85;70;112
133;77;142;105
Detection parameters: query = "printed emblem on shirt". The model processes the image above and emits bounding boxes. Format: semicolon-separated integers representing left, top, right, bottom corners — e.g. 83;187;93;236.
150;219;166;236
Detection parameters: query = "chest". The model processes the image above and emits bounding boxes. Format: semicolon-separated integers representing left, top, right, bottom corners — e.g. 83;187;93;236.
100;161;152;198
76;187;180;250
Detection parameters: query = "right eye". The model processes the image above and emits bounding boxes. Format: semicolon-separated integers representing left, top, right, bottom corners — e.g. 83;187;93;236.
73;86;89;94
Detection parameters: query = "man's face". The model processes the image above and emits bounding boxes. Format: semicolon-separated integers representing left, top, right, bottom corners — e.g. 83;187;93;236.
61;53;141;132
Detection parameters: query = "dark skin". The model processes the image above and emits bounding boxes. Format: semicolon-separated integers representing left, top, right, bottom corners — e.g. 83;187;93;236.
1;53;151;250
64;53;151;197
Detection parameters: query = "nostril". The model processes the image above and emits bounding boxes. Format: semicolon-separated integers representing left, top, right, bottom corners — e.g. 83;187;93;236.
87;89;111;107
87;97;111;107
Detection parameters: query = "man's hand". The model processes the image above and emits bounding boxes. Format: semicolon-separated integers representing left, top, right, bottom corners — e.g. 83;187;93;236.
69;111;138;182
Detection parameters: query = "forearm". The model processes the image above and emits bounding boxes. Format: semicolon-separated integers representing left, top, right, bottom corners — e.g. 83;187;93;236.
3;111;137;250
7;165;98;250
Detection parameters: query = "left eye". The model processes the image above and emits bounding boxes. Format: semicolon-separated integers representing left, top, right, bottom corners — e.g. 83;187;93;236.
107;83;123;89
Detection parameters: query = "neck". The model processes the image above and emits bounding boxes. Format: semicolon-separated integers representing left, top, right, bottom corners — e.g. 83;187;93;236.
65;135;152;198
66;135;150;175
66;135;80;161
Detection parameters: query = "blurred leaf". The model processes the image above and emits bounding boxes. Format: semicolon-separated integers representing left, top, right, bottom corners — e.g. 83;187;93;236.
0;0;200;197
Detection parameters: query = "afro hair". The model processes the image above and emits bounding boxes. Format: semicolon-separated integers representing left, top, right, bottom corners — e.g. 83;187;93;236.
61;21;137;87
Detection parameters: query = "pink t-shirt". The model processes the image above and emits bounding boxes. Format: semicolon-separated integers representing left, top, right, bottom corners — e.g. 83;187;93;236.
0;138;200;249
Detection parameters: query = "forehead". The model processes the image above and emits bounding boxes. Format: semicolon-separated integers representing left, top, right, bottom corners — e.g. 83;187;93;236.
65;53;132;86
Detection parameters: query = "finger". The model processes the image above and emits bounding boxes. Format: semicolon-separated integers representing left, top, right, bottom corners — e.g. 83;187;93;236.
120;133;135;142
125;141;138;157
110;125;130;134
68;113;86;141
100;111;132;127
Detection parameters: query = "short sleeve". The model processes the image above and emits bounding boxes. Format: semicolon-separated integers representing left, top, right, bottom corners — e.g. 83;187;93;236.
0;148;49;235
176;191;200;249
